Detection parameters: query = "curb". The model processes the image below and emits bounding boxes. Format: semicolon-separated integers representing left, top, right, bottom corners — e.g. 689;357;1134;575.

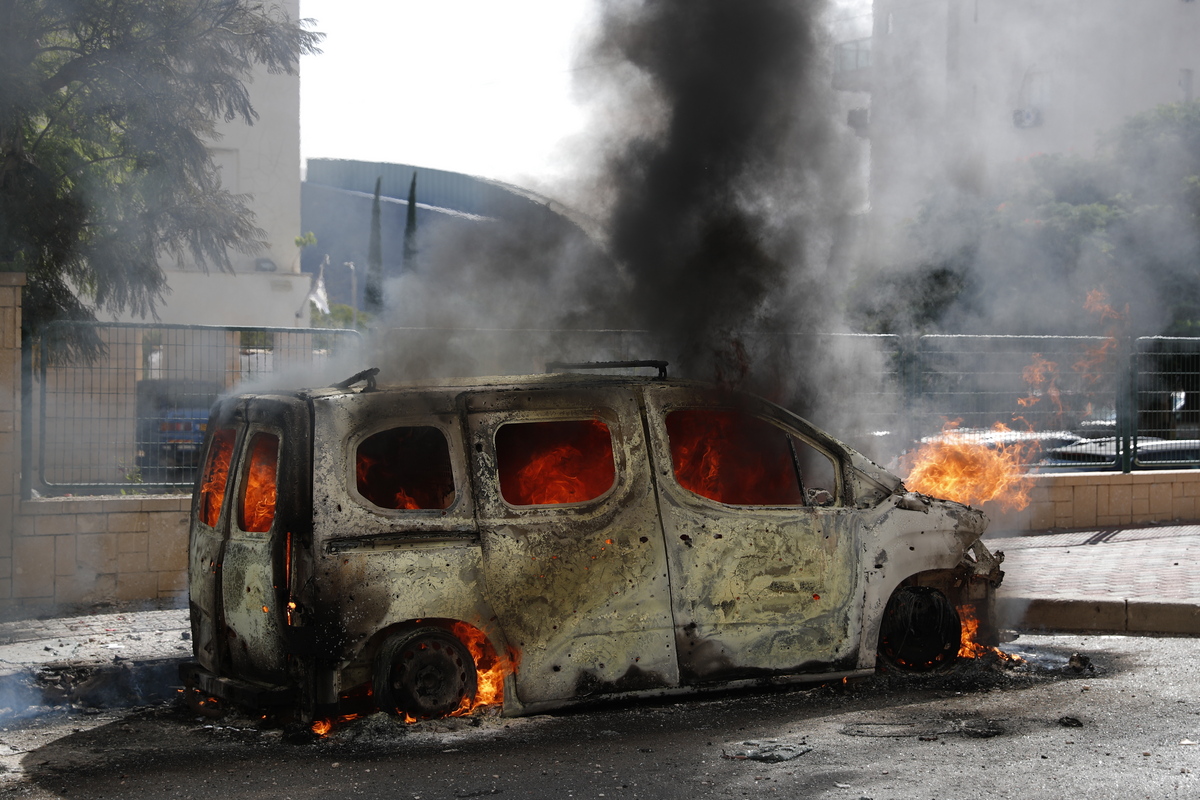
998;596;1200;635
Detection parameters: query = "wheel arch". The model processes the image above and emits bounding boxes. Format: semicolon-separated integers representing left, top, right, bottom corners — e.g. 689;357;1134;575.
354;617;512;708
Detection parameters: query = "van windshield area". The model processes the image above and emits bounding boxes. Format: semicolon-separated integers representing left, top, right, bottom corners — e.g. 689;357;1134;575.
666;409;818;506
496;419;615;506
356;427;456;510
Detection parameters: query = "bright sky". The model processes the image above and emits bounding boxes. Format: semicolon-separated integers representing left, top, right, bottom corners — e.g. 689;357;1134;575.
299;1;597;184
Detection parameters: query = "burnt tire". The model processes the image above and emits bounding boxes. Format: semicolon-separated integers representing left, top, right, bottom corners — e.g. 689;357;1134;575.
374;628;477;719
877;586;961;672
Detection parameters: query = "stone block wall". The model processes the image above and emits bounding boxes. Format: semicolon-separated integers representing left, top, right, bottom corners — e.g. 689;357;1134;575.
0;273;23;607
985;470;1200;533
0;272;191;614
9;496;190;610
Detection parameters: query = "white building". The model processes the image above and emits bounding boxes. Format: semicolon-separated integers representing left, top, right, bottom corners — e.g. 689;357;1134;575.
116;0;309;328
869;0;1200;230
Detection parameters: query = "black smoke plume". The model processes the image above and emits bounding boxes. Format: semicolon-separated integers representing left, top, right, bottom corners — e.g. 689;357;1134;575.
579;0;861;403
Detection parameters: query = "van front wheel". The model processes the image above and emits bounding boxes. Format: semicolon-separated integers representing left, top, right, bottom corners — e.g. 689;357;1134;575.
374;628;478;719
877;586;961;672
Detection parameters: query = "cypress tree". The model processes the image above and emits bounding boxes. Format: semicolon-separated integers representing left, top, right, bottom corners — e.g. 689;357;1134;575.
364;175;384;313
403;172;418;273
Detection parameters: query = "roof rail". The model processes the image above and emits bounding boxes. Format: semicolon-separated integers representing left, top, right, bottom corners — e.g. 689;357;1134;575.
331;367;379;391
544;360;668;379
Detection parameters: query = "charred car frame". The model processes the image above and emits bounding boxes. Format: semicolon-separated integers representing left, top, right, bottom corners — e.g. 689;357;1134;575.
182;365;1004;721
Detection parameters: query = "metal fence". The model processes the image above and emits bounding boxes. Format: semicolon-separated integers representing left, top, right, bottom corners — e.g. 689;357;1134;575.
890;334;1200;472
23;325;1200;496
28;322;363;494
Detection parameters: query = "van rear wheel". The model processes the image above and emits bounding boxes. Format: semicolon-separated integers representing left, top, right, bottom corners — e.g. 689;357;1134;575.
374;628;477;719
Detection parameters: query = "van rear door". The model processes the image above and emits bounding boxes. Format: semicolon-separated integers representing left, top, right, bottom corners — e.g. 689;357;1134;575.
190;396;310;683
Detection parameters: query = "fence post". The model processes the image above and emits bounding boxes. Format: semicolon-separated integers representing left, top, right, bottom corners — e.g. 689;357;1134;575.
1117;336;1136;473
19;330;32;500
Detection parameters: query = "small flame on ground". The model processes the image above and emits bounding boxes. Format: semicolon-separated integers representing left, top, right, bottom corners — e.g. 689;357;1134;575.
905;422;1035;511
310;714;360;737
957;605;1023;664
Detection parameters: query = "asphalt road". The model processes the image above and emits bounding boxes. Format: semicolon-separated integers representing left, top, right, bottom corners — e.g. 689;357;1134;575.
0;633;1198;799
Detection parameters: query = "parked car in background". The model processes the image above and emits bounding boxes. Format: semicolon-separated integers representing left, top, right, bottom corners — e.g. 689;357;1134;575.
135;379;221;483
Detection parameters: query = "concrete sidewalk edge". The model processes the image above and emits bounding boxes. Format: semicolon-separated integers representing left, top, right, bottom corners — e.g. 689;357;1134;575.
998;596;1200;635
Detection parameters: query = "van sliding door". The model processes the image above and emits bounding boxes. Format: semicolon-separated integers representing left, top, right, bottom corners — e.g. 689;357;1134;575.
464;387;678;705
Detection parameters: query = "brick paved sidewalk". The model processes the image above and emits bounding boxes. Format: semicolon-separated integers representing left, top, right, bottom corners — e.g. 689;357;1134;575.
0;608;190;678
993;524;1200;632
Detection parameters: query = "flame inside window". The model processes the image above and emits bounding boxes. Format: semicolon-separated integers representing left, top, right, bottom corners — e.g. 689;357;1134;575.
199;429;236;527
496;419;615;506
666;409;804;506
240;433;279;533
356;427;456;510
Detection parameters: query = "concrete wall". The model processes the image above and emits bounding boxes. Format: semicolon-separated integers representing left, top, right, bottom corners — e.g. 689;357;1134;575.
1;274;190;614
988;469;1200;534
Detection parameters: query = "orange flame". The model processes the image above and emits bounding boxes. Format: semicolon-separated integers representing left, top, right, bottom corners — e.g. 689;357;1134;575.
241;434;278;532
666;409;803;505
498;420;615;506
957;605;1022;663
310;713;360;737
198;429;235;527
905;423;1035;511
448;622;517;716
1073;289;1128;384
1083;288;1126;322
1019;354;1064;415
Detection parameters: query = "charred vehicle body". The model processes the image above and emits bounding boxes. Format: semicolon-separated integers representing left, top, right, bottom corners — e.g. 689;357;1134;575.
182;365;1004;721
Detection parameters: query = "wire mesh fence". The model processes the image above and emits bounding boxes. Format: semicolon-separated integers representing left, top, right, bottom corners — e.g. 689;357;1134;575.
24;325;1200;496
31;322;363;494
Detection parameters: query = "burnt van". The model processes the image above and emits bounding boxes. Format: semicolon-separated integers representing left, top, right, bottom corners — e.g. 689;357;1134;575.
182;365;1004;721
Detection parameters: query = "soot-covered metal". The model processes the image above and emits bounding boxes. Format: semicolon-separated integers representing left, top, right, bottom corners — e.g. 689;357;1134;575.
181;368;1004;722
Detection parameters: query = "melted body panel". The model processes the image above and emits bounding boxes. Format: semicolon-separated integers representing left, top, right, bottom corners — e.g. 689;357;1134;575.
642;388;864;680
305;390;502;698
466;387;678;704
217;398;308;683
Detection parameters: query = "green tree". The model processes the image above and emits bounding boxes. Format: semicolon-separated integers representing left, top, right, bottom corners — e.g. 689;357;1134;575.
0;0;322;350
855;102;1200;335
364;175;383;313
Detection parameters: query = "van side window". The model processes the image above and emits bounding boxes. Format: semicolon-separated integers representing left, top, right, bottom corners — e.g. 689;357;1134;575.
496;419;615;506
667;409;819;506
357;427;456;510
240;433;279;532
199;428;236;527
